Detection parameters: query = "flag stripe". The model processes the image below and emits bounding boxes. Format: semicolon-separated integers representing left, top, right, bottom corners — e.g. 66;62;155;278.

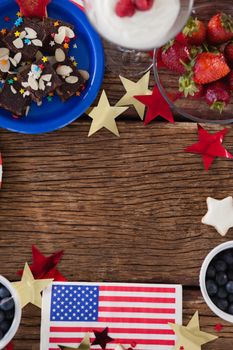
98;306;176;314
99;286;176;293
50;326;175;335
98;317;175;324
99;296;175;303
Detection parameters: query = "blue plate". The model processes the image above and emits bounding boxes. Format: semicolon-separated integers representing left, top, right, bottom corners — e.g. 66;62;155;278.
0;0;104;134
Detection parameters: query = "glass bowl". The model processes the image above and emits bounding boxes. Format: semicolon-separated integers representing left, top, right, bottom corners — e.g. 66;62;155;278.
153;1;233;124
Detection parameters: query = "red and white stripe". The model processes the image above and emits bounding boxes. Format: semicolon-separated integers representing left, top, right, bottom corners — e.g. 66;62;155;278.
41;283;182;350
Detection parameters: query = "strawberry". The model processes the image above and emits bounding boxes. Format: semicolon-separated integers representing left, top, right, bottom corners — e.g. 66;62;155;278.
225;42;233;68
115;0;136;17
16;0;50;18
193;52;230;84
207;13;233;44
161;40;190;74
179;73;204;99
182;16;207;45
227;71;233;91
135;0;154;11
205;81;231;113
175;32;188;45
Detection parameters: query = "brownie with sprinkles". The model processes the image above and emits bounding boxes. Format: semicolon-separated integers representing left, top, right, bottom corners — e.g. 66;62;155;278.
43;17;75;63
54;58;88;101
0;73;31;116
19;56;62;103
4;17;46;61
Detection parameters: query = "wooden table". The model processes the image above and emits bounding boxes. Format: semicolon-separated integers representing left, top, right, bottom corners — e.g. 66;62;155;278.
1;1;233;349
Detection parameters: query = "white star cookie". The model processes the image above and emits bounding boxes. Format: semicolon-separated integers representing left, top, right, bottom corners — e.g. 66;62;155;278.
202;196;233;236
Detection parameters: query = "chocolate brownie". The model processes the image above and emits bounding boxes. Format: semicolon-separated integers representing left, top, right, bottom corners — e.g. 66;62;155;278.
54;58;87;101
4;17;46;61
0;73;31;116
19;57;62;103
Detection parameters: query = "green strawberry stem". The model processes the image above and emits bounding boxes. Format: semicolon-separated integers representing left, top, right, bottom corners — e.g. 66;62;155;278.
211;101;225;113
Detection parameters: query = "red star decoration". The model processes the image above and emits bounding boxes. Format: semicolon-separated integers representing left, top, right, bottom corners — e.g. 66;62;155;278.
92;327;114;350
134;85;174;125
39;64;45;70
6;342;14;350
185;124;233;171
4;16;10;22
17;245;67;281
214;323;223;332
64;36;70;43
180;347;184;350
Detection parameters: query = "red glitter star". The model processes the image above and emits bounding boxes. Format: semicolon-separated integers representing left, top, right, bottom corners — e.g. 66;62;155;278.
214;323;223;332
185;124;233;171
4;16;10;22
17;245;67;281
134;85;174;125
92;327;114;350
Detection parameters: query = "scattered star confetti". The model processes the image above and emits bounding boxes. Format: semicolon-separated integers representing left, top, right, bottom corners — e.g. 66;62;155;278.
15;17;23;27
59;333;91;350
92;328;114;350
16;11;22;17
134;85;174;124
87;90;128;137
202;196;233;236
20;88;25;94
42;56;48;63
54;21;60;27
169;311;218;350
14;31;21;37
8;79;14;85
73;60;78;67
64;43;69;49
70;56;75;61
47;96;53;102
1;29;7;35
73;43;78;49
24;38;31;45
4;16;10;22
49;40;55;47
12;263;53;308
185;125;233;171
13;77;18;81
39;64;45;70
116;72;151;120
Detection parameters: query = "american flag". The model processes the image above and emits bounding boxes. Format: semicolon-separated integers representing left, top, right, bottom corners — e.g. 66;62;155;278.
41;282;182;350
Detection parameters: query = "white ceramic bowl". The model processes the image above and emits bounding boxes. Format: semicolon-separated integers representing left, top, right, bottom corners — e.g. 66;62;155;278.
200;241;233;323
0;276;21;349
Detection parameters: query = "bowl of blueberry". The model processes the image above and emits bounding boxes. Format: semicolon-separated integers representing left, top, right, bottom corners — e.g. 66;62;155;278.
0;275;21;349
200;242;233;322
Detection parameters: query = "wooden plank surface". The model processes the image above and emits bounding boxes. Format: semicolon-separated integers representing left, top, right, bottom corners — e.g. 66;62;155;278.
0;122;233;348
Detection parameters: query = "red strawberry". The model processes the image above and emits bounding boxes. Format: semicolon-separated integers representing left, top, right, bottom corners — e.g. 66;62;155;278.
207;13;233;44
175;32;188;45
205;81;231;113
161;41;190;74
182;16;207;45
16;0;50;18
225;42;233;68
115;0;136;17
179;73;204;99
193;52;230;84
227;71;233;91
135;0;154;11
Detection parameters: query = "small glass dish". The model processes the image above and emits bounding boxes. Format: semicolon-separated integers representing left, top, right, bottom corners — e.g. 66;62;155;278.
153;1;233;124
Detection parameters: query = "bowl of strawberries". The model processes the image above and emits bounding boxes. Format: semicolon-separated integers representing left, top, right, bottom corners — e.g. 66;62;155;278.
153;1;233;123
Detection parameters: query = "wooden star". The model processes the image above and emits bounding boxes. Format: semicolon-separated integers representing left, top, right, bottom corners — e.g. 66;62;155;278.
116;72;151;120
169;311;218;350
59;333;91;350
92;327;114;350
12;263;53;308
87;90;128;137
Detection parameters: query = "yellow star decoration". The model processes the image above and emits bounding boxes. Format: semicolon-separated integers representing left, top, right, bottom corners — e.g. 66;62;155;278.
54;21;60;27
64;43;69;49
1;29;7;35
11;263;53;309
42;56;48;63
73;61;78;67
169;311;218;350
14;31;21;38
20;88;25;95
13;77;18;81
116;71;151;120
59;333;91;350
16;11;22;17
87;90;128;137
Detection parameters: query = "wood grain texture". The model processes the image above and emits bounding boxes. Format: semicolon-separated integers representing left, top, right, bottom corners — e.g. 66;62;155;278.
0;122;233;348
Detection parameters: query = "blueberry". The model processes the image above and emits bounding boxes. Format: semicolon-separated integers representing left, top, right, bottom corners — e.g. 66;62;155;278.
207;265;216;279
217;299;229;311
215;260;227;272
216;272;228;286
0;286;10;299
0;311;5;324
0;330;4;340
226;281;233;294
227;270;233;280
228;304;233;315
0;297;14;311
0;320;10;334
5;308;14;320
211;296;218;305
223;251;233;265
206;280;218;296
217;287;228;299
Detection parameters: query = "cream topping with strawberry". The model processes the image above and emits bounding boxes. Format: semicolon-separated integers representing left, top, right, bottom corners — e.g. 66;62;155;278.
87;0;180;50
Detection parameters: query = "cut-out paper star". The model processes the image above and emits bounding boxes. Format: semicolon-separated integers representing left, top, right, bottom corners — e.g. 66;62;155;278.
87;90;128;137
12;263;53;308
6;342;14;350
134;85;174;125
202;196;233;236
116;72;151;120
169;311;218;350
185;125;233;171
59;333;91;350
17;245;66;281
92;327;114;350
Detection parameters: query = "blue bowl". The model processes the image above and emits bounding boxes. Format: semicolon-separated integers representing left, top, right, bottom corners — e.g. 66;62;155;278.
0;0;104;134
